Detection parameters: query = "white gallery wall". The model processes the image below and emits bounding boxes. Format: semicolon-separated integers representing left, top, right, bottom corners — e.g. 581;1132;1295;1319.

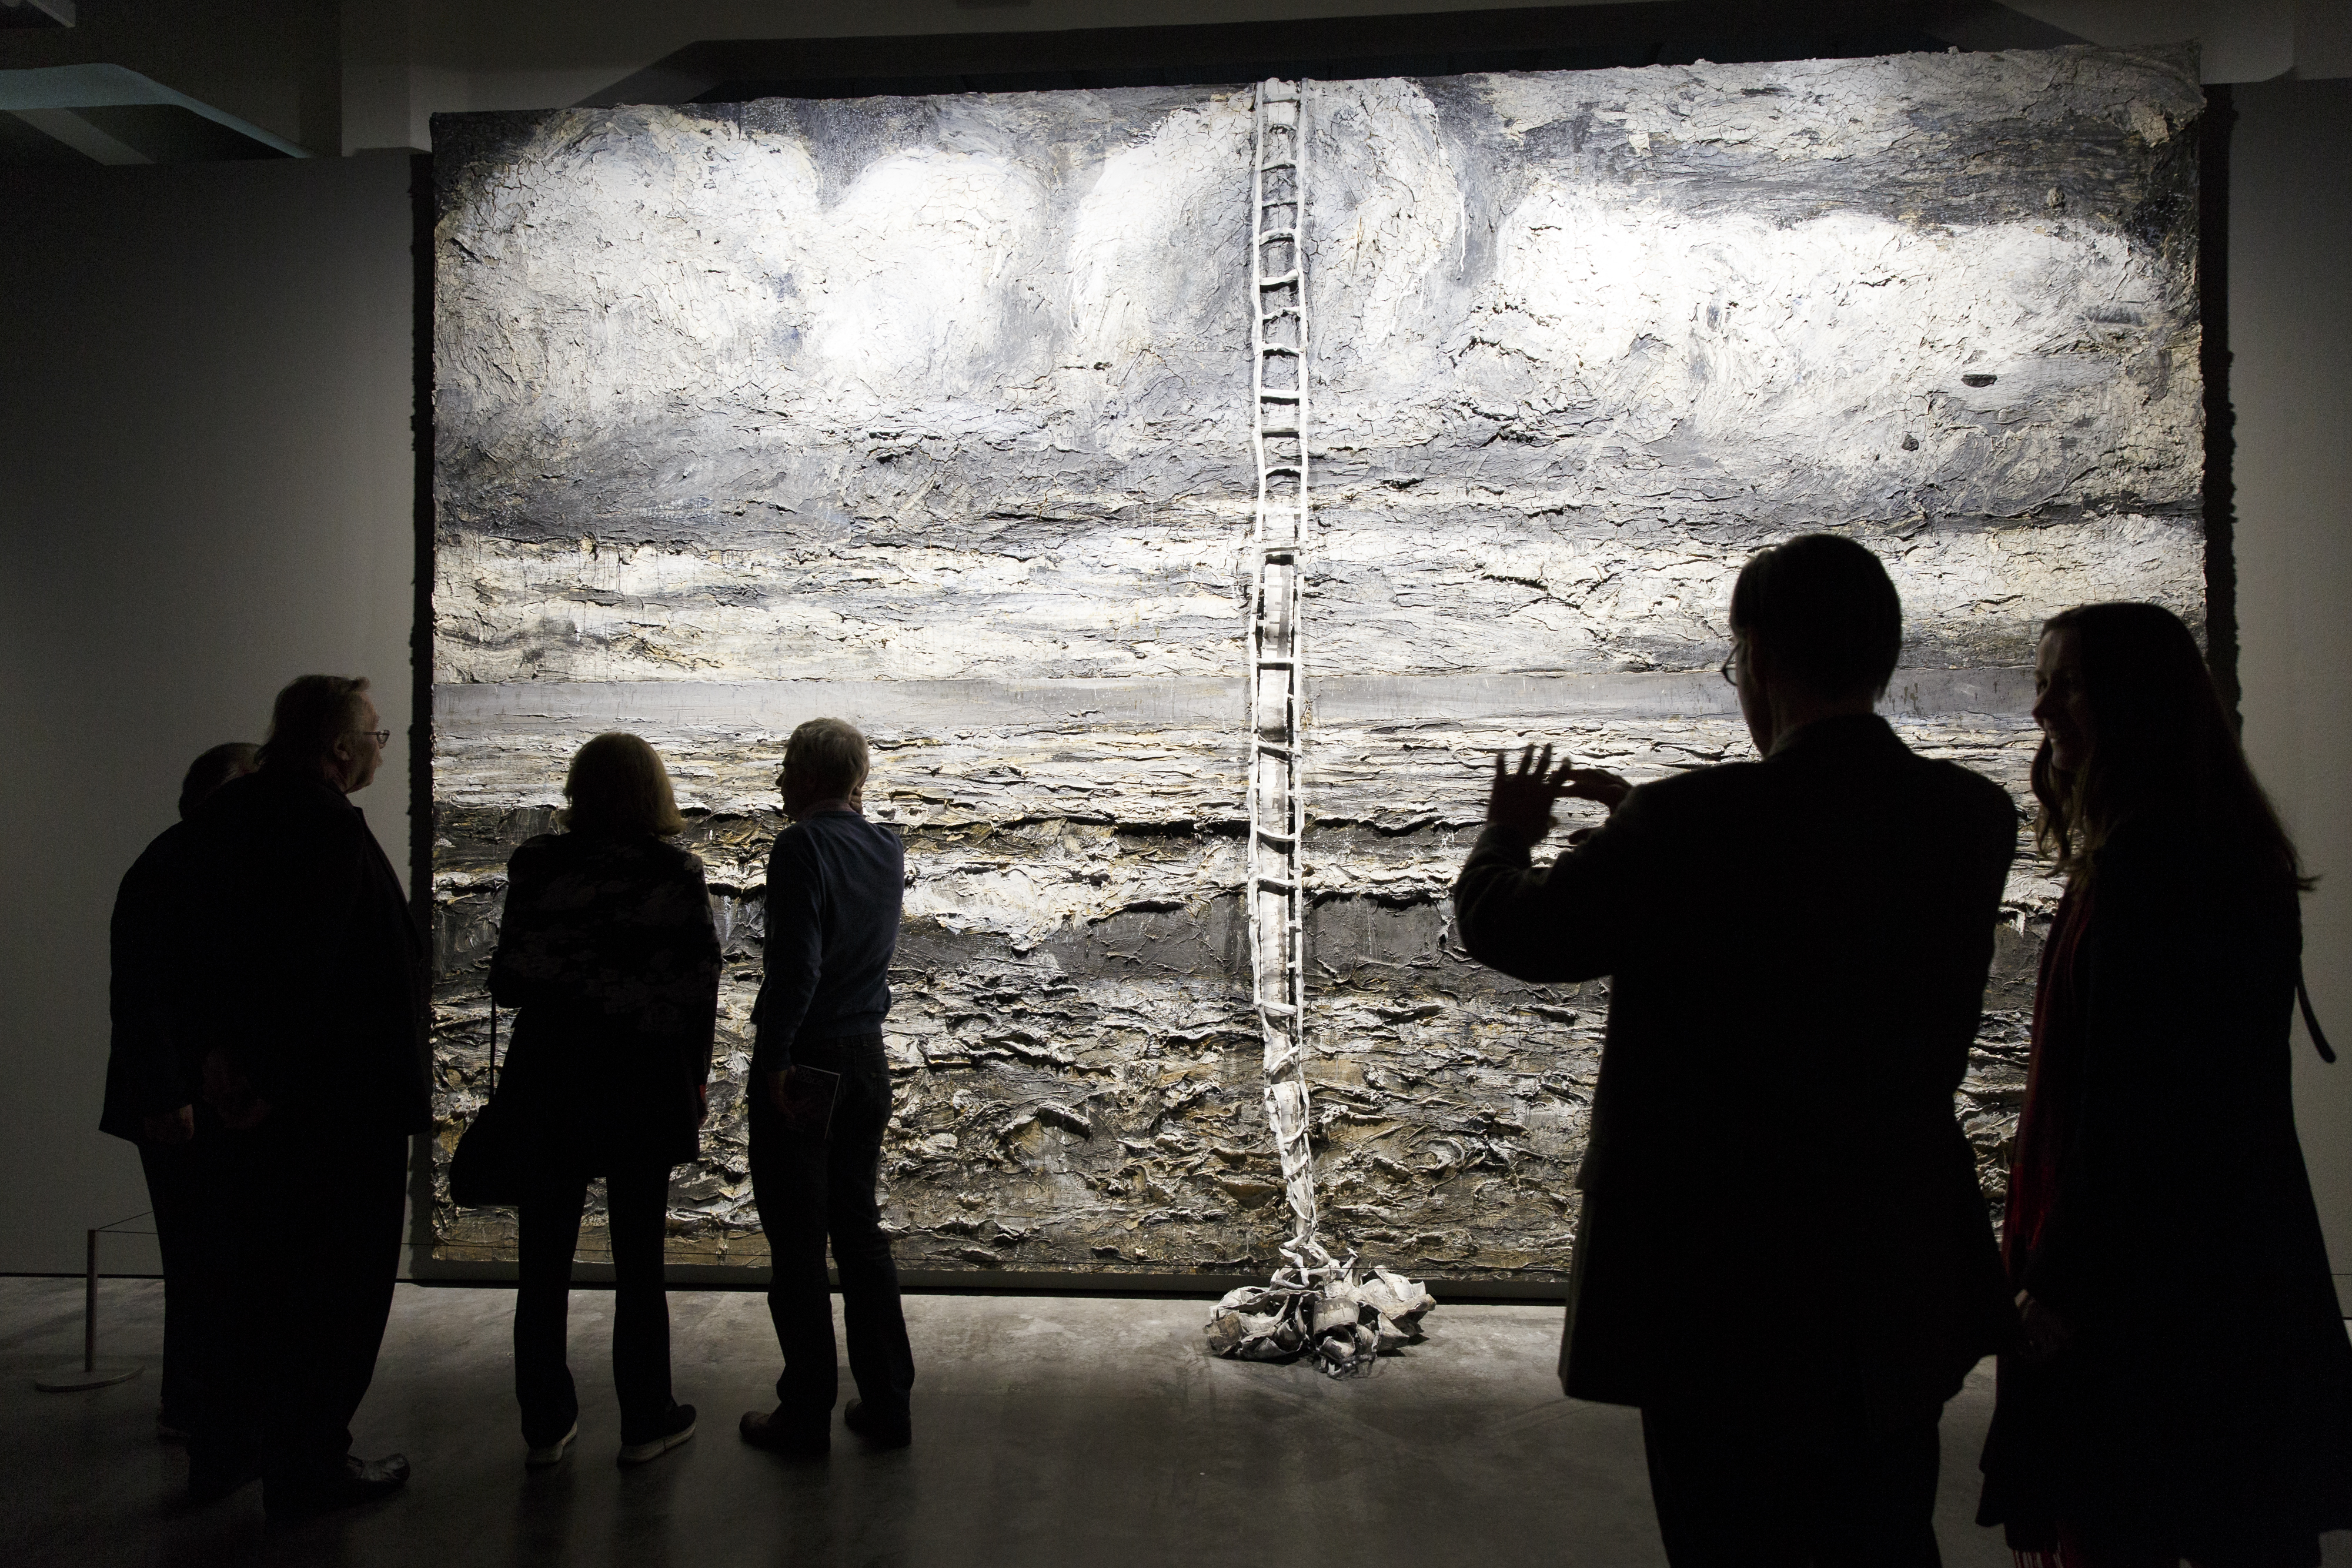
2231;77;2352;1311
0;151;417;1273
0;78;2347;1294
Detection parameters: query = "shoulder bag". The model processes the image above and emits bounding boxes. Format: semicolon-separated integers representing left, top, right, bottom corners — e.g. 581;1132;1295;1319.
449;1003;532;1206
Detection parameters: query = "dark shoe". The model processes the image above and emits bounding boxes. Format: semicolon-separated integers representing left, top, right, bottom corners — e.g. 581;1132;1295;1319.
843;1398;911;1450
616;1403;696;1467
188;1445;263;1505
738;1407;827;1458
263;1453;411;1519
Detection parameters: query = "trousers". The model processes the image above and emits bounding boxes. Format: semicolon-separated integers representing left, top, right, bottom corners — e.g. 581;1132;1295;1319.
1640;1396;1946;1568
138;1138;206;1431
748;1033;914;1431
513;1165;676;1446
193;1117;407;1486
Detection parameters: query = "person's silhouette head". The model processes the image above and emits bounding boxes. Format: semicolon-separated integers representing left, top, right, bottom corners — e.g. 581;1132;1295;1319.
2030;601;2305;888
777;718;870;821
259;676;382;794
178;741;258;820
1725;535;1902;754
560;732;688;837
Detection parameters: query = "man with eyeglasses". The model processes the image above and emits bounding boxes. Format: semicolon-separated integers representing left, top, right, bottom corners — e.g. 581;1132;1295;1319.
178;675;429;1518
1454;534;2017;1567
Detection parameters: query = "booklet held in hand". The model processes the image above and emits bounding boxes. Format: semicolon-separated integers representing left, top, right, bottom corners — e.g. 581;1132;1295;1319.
774;1064;841;1139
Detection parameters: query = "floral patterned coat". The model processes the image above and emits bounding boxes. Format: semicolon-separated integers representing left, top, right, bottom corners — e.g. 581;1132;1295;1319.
489;831;721;1172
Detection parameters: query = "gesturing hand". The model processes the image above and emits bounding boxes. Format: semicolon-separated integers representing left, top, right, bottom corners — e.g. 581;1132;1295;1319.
1486;745;1632;850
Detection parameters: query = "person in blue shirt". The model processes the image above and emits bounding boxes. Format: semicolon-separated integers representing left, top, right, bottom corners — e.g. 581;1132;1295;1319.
739;718;915;1456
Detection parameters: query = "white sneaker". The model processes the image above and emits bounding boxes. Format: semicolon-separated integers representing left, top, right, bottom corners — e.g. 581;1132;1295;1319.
525;1421;577;1469
616;1405;697;1467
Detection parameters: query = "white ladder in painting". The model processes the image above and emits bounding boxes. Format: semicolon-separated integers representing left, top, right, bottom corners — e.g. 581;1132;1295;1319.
1208;81;1432;1377
1246;78;1323;1276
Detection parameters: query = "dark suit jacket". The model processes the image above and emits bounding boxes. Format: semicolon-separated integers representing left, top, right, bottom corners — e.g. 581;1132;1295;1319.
100;820;199;1141
489;830;721;1172
181;768;430;1135
1454;713;2016;1417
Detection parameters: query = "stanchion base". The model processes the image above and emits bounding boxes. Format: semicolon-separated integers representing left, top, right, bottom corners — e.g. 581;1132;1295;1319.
35;1360;142;1392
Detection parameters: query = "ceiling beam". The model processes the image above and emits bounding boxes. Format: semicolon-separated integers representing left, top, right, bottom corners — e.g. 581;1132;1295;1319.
6;103;145;161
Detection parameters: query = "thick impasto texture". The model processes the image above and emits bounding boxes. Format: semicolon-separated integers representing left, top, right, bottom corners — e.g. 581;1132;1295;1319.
430;45;2204;1276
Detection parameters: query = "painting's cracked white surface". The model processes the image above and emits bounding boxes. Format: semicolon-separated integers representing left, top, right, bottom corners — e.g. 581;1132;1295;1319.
429;45;2204;1275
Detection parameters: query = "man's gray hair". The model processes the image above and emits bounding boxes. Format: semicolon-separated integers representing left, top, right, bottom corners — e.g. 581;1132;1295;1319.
784;717;870;801
258;675;369;773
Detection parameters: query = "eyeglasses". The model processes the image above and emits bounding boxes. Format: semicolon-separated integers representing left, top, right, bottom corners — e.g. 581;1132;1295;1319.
1719;648;1739;686
350;729;392;746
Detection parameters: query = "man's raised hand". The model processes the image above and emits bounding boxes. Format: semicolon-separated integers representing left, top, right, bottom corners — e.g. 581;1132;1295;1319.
1486;744;1632;850
1487;744;1565;849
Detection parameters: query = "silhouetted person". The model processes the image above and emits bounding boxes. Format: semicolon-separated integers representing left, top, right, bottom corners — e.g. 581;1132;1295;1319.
100;741;257;1442
181;676;427;1516
491;732;719;1469
1455;535;2016;1567
1977;603;2352;1567
739;718;915;1456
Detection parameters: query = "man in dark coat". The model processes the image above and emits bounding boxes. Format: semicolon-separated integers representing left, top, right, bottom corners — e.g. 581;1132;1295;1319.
100;741;256;1441
1453;536;2017;1567
739;717;916;1457
181;675;429;1517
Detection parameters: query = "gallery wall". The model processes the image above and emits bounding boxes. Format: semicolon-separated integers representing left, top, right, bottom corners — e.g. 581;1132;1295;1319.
2230;77;2352;1312
0;74;2344;1302
0;151;417;1274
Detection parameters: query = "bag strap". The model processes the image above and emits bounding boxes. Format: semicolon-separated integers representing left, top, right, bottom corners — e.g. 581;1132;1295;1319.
488;1002;500;1091
2297;967;2336;1064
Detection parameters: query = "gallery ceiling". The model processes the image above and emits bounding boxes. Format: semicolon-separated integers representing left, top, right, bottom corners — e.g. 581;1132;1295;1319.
0;0;2340;165
577;2;2081;106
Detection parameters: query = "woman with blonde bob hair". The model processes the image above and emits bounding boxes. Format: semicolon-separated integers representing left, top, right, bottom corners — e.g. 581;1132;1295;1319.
560;731;690;837
489;731;719;1469
1977;603;2352;1567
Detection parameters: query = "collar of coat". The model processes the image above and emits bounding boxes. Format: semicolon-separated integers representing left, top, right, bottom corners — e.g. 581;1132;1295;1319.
1765;710;1902;764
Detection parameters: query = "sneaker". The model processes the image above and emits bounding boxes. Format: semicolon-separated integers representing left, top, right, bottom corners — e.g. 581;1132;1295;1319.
616;1404;696;1467
738;1406;828;1458
843;1398;911;1450
525;1421;577;1469
263;1453;410;1520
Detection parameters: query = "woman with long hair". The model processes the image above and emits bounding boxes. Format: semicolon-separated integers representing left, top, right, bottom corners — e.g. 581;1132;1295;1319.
1977;603;2352;1566
489;732;721;1468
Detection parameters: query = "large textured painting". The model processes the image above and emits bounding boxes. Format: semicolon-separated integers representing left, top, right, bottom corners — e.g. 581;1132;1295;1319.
429;44;2205;1277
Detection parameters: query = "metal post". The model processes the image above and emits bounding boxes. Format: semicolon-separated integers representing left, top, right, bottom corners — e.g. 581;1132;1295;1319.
34;1223;143;1392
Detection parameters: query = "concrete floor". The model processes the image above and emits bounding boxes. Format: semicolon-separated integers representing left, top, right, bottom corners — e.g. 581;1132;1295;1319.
4;1278;2346;1568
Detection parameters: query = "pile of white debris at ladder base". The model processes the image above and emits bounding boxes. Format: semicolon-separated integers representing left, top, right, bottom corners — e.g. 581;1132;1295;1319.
1204;1251;1435;1378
